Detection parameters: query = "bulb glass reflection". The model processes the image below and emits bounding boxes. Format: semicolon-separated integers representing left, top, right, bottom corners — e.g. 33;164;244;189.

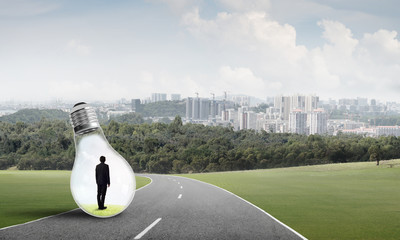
70;103;135;218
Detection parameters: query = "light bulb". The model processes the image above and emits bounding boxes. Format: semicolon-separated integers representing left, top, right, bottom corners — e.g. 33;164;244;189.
69;102;135;218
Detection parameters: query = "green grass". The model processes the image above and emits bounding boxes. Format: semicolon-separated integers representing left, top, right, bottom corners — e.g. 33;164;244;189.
0;171;151;228
81;204;125;217
181;160;400;240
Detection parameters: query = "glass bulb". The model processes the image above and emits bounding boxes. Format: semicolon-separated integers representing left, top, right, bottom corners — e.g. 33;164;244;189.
69;102;135;218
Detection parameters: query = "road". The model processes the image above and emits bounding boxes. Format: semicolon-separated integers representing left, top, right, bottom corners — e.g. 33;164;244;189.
0;174;306;239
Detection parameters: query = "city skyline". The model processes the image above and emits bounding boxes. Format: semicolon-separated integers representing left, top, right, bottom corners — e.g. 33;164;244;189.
1;1;400;102
0;91;397;106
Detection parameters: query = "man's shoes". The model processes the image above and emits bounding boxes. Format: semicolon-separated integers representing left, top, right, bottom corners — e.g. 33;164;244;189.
98;206;107;210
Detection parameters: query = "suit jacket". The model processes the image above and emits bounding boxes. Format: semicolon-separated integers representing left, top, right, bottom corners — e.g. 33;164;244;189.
96;162;110;185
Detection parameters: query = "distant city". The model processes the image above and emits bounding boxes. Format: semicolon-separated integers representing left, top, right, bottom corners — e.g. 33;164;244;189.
2;93;400;137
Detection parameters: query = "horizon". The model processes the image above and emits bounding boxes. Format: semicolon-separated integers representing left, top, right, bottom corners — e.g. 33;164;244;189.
0;92;397;107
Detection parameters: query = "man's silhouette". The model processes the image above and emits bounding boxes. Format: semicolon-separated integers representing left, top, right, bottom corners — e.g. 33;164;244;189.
96;156;110;210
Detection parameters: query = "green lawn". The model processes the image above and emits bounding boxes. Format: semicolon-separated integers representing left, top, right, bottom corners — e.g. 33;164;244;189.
181;160;400;240
0;171;150;229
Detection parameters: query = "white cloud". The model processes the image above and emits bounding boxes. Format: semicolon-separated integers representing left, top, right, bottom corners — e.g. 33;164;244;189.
2;1;400;102
318;20;358;56
182;8;307;61
361;29;400;64
181;7;400;100
216;66;281;98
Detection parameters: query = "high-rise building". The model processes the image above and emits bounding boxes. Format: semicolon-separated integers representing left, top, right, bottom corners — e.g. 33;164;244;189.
151;93;167;102
230;95;251;106
192;97;200;120
305;95;319;112
274;95;291;120
186;97;193;120
275;94;319;121
239;111;247;130
210;100;217;120
291;94;306;110
221;110;229;121
247;111;257;130
186;96;213;121
238;109;256;130
357;97;368;106
375;126;400;137
131;99;142;113
200;99;210;120
309;109;328;135
289;109;307;134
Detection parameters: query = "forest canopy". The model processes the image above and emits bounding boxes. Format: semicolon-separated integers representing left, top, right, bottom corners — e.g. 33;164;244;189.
0;115;398;173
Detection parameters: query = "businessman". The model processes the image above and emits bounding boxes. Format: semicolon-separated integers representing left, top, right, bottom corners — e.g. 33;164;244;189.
96;156;110;210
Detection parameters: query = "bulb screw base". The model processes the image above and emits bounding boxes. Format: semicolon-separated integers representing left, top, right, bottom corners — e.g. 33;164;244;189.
70;102;100;134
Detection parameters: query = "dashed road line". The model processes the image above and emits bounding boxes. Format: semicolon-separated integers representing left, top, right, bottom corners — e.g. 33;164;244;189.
178;194;182;199
133;218;162;239
180;186;183;189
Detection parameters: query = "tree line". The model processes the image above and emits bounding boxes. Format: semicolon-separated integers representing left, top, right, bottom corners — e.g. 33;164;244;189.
0;116;398;172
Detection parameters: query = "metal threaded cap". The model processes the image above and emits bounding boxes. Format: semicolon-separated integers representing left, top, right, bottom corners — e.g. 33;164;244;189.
70;102;100;134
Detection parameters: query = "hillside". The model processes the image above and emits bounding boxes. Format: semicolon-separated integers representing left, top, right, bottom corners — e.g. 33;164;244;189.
0;109;69;124
140;100;185;117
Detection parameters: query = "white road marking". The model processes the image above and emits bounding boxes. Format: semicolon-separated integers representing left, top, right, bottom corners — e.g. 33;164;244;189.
180;186;183;189
134;218;162;239
173;179;176;182
178;194;182;199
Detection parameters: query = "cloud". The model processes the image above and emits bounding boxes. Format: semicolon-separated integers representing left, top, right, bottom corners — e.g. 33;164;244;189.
361;29;400;64
318;20;358;54
2;1;400;102
181;6;400;100
216;66;281;98
182;8;307;61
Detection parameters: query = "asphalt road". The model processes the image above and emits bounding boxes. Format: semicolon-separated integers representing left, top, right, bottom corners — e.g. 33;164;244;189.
0;174;306;240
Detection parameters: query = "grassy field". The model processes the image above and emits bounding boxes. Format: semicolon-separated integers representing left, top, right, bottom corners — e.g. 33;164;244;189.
181;160;400;240
0;171;151;229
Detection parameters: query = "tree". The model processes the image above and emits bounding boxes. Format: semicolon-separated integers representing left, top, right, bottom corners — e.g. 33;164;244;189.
368;144;381;165
168;115;183;134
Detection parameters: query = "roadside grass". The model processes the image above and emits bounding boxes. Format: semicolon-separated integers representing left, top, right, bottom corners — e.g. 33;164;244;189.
0;171;150;229
181;160;400;240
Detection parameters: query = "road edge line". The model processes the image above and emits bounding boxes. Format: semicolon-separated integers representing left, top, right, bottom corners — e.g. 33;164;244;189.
173;175;308;240
0;175;154;231
136;175;153;192
0;208;79;231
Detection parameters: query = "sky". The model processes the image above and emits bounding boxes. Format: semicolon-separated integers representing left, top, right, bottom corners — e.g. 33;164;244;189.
1;0;400;103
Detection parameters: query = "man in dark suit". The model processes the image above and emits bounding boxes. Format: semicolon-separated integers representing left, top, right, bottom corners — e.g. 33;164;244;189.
96;156;110;210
